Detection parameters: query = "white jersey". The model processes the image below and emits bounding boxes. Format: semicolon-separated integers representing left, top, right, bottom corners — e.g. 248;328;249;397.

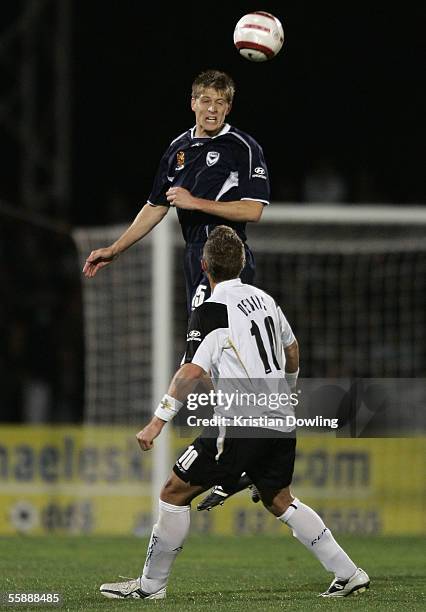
184;278;296;430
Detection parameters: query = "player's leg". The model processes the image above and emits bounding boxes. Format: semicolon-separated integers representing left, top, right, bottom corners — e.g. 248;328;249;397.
251;438;370;597
138;471;207;596
184;243;211;312
240;243;256;284
100;471;206;600
100;436;218;600
261;486;370;597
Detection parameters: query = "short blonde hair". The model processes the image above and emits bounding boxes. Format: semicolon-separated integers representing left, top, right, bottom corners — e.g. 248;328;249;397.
203;226;245;282
192;70;235;104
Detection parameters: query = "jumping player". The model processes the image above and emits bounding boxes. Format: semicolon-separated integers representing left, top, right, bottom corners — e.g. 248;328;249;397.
83;69;269;313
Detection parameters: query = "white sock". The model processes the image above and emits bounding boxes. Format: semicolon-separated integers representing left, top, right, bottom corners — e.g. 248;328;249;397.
278;498;357;580
140;499;190;593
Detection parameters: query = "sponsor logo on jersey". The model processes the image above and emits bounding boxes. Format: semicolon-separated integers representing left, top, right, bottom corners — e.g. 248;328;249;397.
252;166;267;179
176;151;185;170
187;330;202;342
206;151;220;167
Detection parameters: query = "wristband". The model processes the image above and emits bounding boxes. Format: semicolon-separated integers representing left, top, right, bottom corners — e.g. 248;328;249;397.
154;394;184;422
285;368;299;391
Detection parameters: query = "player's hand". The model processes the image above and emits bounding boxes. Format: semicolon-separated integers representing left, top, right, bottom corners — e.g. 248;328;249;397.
82;247;117;278
166;187;199;210
136;417;165;451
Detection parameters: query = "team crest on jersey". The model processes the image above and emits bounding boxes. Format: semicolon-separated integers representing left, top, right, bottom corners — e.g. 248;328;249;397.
206;151;220;167
176;151;185;170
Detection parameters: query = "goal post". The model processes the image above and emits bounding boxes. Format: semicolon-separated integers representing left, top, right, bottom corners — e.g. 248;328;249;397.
151;212;173;521
262;204;426;225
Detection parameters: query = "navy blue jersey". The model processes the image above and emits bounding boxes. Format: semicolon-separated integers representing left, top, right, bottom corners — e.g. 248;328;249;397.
147;124;270;244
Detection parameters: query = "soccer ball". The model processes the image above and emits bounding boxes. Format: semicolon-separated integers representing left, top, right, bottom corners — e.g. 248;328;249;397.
233;11;284;62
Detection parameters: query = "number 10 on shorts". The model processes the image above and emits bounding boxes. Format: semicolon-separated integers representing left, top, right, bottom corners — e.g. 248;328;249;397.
176;445;199;471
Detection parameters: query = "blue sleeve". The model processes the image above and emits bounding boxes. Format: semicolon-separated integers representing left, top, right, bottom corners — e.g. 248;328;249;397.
237;141;270;205
147;148;171;207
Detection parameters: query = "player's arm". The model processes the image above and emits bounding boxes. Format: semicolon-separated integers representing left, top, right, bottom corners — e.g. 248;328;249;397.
136;362;206;451
166;187;263;222
83;204;168;278
83;140;174;278
284;339;299;390
277;304;299;390
137;303;224;450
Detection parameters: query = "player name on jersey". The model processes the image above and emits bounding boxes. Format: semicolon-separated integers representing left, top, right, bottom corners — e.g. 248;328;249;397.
236;294;268;317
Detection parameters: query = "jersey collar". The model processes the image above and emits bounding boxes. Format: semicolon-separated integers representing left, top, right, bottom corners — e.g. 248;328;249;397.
190;123;231;139
212;277;242;295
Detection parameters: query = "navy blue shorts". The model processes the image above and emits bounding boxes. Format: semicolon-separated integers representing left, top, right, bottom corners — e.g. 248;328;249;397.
183;242;255;314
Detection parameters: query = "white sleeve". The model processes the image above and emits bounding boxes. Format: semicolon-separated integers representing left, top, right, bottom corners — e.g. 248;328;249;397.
189;330;221;373
277;306;296;347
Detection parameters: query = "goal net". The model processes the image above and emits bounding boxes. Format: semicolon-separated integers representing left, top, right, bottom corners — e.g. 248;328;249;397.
73;225;154;424
72;205;426;426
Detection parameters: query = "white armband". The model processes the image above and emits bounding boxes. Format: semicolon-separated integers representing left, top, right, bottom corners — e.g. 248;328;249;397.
154;394;184;422
285;368;299;391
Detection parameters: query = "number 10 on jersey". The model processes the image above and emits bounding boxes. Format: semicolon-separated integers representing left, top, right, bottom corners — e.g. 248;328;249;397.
250;316;281;374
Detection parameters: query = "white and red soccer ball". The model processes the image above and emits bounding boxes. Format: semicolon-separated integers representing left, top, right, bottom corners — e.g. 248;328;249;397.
234;11;284;62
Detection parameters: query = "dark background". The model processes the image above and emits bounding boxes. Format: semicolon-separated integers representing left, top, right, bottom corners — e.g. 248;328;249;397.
1;2;425;223
0;2;424;423
73;2;425;223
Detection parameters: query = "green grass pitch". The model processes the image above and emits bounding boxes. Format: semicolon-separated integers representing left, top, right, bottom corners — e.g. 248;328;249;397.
0;535;424;611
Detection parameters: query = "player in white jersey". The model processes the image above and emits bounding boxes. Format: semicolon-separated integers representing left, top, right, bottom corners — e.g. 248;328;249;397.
99;226;370;601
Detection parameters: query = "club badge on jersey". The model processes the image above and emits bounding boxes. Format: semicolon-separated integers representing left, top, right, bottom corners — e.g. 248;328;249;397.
206;151;220;167
176;151;185;170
